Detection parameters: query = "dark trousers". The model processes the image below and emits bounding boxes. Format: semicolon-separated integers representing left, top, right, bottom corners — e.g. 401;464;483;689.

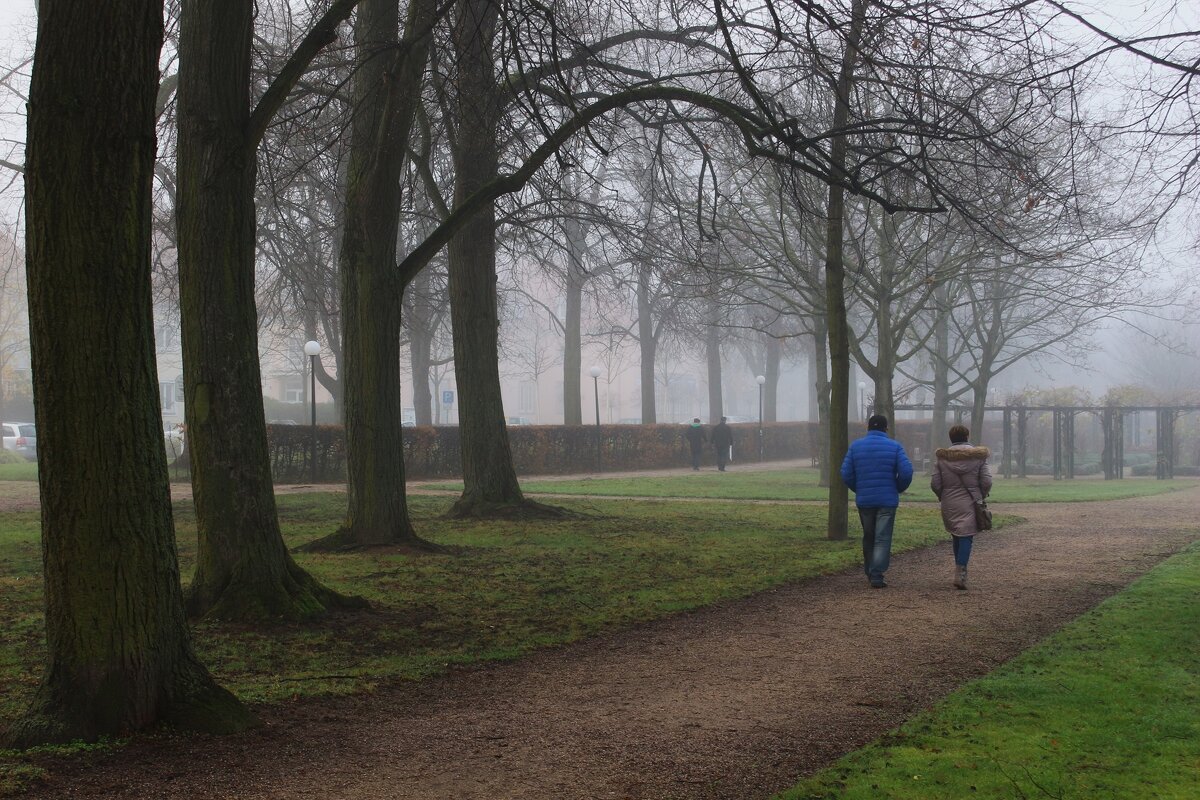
858;506;897;584
690;447;702;469
715;446;729;471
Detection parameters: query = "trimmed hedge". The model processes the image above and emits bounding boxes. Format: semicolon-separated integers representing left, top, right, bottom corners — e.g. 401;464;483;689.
260;420;941;483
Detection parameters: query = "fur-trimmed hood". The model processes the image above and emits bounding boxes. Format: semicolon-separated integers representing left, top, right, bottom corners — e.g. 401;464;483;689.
935;445;990;461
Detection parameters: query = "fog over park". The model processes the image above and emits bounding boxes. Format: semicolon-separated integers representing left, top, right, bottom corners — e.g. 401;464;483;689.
0;0;1196;435
1;0;1199;791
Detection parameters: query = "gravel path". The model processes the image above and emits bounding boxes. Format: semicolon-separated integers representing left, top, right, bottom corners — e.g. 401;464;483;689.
22;487;1200;800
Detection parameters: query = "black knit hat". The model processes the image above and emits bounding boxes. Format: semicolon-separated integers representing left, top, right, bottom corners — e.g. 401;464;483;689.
867;414;889;432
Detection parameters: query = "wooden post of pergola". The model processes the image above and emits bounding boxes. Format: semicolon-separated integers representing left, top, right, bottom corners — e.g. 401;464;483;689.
1102;408;1116;480
1002;406;1013;479
1052;410;1063;480
1017;407;1028;479
1155;408;1177;480
1115;411;1125;479
1065;411;1076;479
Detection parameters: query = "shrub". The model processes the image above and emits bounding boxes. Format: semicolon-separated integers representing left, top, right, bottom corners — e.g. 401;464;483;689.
263;420;942;483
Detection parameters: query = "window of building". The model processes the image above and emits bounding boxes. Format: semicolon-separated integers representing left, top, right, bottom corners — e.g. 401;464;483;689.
159;381;176;413
519;381;537;414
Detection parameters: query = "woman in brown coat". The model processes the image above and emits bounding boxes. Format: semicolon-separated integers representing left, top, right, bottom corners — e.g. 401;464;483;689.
931;424;992;590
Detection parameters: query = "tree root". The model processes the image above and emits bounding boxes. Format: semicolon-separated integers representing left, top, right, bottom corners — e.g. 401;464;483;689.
295;525;449;555
445;495;580;520
185;562;368;622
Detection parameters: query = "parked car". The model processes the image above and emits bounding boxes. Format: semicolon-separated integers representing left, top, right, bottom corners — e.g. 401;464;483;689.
163;421;185;462
268;419;300;425
506;416;534;426
2;422;37;461
617;417;642;425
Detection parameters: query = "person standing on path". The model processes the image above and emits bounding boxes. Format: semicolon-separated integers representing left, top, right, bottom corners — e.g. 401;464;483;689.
840;414;914;588
711;416;734;471
931;424;992;590
684;418;707;470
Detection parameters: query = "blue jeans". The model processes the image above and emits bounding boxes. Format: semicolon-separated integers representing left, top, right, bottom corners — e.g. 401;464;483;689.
952;535;973;567
858;507;896;585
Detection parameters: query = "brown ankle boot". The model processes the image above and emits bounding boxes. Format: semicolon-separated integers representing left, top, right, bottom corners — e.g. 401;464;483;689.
954;565;968;590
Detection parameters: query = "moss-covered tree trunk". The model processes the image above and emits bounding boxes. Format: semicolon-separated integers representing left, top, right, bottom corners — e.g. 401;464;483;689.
177;0;358;618
303;0;439;551
446;0;562;518
5;0;253;746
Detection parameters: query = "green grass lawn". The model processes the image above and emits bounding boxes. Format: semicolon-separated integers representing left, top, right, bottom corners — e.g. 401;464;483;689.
0;463;37;482
416;468;1200;504
0;493;959;731
778;543;1200;800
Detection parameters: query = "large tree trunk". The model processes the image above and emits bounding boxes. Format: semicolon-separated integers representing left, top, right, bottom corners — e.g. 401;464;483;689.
705;300;723;423
303;0;438;551
637;264;657;423
446;0;560;518
823;0;867;541
177;0;356;618
6;0;253;746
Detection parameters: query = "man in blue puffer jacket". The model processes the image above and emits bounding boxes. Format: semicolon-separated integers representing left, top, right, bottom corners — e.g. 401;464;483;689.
840;414;914;588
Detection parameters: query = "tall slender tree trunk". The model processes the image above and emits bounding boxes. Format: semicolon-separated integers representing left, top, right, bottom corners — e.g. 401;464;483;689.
764;333;781;422
637;264;657;423
929;285;951;457
873;210;897;428
409;314;436;426
812;324;832;486
705;299;723;423
562;220;585;425
824;0;867;541
303;0;438;551
177;0;357;618
7;0;252;745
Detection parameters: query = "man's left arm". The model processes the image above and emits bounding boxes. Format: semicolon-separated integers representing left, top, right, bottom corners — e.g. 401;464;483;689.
896;446;914;493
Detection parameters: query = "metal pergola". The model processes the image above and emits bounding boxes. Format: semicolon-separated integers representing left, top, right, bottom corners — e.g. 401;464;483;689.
892;404;1200;481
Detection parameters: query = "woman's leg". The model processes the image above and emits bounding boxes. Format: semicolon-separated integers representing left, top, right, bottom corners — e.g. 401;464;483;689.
954;535;973;566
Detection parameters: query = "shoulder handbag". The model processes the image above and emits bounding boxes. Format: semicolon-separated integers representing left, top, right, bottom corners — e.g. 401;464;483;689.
951;462;992;531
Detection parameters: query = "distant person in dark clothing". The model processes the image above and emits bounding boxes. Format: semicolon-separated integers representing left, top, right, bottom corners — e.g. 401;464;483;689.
840;414;914;588
711;417;734;471
684;418;707;470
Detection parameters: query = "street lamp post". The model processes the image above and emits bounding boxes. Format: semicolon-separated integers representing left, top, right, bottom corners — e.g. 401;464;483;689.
857;381;866;421
589;366;603;472
755;374;766;462
304;340;321;484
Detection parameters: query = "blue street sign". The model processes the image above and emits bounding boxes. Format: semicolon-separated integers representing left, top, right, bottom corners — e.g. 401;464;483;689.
442;390;454;405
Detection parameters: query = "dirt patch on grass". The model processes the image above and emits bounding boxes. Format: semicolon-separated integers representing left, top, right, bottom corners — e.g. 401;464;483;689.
16;488;1200;799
